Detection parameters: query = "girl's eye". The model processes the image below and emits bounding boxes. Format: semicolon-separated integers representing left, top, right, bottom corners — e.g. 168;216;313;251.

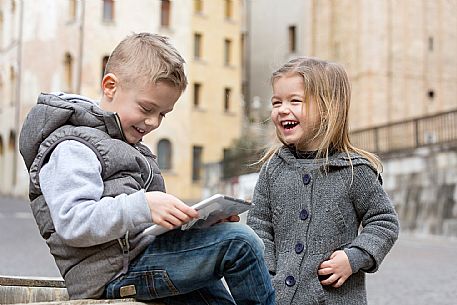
291;99;302;104
272;101;281;107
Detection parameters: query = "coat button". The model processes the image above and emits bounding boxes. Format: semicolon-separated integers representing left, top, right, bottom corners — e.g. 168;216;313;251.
302;174;311;185
299;209;309;220
285;275;296;287
295;242;304;254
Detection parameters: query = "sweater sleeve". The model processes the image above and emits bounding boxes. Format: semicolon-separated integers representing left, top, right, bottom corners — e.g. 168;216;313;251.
247;162;277;275
39;140;153;247
348;164;400;272
344;246;375;273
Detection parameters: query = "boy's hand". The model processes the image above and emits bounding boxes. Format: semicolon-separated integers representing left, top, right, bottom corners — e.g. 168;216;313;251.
145;191;199;229
318;250;352;288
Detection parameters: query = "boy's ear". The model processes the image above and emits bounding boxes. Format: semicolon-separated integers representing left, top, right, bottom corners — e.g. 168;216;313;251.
102;73;118;99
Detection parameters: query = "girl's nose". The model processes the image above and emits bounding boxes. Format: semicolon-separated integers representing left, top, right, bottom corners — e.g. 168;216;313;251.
278;104;290;114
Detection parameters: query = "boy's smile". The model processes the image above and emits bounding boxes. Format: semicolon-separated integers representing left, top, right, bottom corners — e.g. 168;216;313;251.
101;74;181;144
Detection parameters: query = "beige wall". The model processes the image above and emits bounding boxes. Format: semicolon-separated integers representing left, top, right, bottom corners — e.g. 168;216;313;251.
247;0;457;132
162;0;243;200
310;0;457;130
0;0;243;201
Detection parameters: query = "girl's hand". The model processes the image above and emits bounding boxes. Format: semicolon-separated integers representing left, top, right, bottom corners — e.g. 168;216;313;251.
145;191;199;229
318;250;352;288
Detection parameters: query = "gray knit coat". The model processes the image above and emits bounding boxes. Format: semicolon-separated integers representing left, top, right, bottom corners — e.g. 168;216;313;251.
247;147;399;305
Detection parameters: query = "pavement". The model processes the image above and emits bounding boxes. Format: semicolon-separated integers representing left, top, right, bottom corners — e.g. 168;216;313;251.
1;195;457;304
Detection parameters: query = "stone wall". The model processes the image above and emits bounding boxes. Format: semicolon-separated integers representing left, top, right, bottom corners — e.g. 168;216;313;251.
382;144;457;237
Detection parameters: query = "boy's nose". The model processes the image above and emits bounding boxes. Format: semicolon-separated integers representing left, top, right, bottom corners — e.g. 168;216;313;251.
145;117;159;128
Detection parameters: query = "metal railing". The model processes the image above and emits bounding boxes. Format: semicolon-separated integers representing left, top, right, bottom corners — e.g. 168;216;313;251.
222;109;457;178
351;109;457;154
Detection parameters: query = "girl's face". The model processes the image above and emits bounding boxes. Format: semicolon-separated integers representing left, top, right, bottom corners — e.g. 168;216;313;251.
271;73;322;150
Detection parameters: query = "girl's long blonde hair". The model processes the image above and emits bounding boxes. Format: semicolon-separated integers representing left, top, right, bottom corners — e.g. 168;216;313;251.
261;57;382;172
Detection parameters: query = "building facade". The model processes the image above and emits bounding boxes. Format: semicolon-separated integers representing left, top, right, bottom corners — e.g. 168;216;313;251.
246;0;457;130
0;0;243;201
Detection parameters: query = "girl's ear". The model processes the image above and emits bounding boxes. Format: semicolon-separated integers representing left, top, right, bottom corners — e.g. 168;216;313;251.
101;73;118;99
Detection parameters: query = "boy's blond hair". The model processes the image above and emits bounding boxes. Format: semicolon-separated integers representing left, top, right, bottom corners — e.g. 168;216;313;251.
262;57;382;172
105;32;187;91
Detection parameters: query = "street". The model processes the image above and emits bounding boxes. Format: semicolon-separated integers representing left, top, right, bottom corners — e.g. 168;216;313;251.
1;196;456;304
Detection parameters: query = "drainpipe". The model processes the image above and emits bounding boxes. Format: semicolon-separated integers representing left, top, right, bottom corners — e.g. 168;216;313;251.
76;0;85;94
12;0;24;189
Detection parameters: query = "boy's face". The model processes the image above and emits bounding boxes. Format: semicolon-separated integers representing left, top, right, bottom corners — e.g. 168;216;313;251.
101;74;181;144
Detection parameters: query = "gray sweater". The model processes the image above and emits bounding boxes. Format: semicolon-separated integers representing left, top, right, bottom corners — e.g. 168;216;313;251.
247;147;399;305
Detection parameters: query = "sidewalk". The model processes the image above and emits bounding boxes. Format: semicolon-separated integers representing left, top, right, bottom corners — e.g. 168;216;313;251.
366;233;457;305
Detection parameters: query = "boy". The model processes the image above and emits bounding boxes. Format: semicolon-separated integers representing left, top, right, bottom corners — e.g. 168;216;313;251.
19;33;274;304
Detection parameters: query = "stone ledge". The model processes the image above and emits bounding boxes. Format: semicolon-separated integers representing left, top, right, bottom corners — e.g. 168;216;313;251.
0;276;66;288
0;276;163;305
6;299;152;305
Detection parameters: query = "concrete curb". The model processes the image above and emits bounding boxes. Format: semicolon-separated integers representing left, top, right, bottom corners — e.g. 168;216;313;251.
0;276;163;305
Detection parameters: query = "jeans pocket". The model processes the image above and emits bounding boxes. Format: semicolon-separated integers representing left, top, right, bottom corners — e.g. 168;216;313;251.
107;269;179;300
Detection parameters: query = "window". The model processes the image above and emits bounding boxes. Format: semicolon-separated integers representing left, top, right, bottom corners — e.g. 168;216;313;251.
0;75;3;108
193;83;201;107
427;90;435;100
0;135;3;155
64;53;73;92
157;139;172;170
240;33;246;65
192;146;203;181
224;0;232;19
224;39;232;66
428;36;434;52
194;0;203;14
288;25;296;53
0;11;4;48
9;130;15;150
161;0;171;27
101;55;109;80
103;0;114;22
224;87;232;112
9;66;15;106
69;0;77;20
194;33;202;59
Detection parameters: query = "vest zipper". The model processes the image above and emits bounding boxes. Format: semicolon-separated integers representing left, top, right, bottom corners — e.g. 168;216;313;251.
113;112;127;141
118;231;130;275
134;144;154;190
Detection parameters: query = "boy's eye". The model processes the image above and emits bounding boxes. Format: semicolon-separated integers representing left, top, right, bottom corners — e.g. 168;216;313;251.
160;113;166;118
141;106;152;112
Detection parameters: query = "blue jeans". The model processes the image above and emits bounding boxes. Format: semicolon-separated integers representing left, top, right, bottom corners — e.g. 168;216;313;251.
104;223;275;305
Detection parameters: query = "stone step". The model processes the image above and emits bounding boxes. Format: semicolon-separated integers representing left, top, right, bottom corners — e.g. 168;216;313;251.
0;276;163;305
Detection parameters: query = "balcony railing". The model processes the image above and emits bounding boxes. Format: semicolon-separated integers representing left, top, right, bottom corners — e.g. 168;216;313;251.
351;109;457;154
222;109;457;178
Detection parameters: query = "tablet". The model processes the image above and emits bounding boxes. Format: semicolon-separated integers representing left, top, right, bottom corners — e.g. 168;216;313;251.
141;194;253;236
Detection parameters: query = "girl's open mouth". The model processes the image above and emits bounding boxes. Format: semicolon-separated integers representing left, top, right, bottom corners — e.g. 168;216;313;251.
281;120;299;130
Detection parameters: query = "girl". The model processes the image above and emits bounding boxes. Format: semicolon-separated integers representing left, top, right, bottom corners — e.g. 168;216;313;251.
247;57;399;305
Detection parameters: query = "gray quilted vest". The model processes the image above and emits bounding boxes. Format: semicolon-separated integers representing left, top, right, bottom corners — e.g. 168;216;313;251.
19;93;166;298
